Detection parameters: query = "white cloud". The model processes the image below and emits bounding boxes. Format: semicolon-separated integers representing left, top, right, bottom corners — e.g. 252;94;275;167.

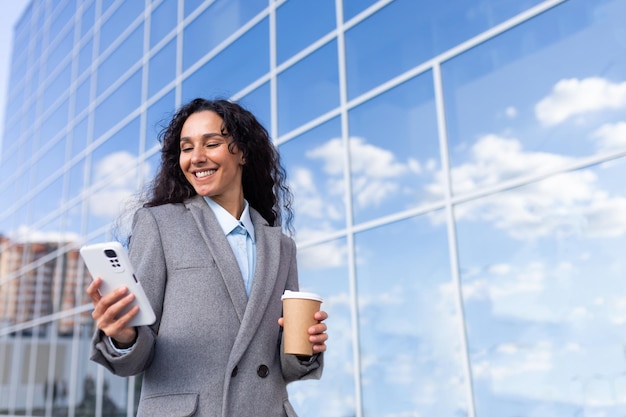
462;261;546;303
535;77;626;126
427;134;570;198
305;137;345;176
8;225;80;244
505;106;518;118
305;136;416;210
290;167;337;221
592;121;626;152
473;342;553;381
297;237;348;270
89;152;149;219
427;134;626;240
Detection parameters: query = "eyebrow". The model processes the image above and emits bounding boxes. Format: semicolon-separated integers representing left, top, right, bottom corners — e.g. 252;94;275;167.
180;132;228;142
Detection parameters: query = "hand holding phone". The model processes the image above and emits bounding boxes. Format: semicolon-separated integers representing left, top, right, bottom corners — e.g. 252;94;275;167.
81;242;156;327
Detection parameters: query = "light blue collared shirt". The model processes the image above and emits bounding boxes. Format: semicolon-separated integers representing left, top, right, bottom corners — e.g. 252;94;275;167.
204;197;257;297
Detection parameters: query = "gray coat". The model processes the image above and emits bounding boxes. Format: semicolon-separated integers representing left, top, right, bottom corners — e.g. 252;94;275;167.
90;196;323;416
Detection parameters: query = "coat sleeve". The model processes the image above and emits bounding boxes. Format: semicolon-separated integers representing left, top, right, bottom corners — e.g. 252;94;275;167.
279;237;324;383
90;207;167;377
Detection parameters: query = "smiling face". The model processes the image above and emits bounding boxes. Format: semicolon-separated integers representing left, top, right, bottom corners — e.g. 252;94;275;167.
179;110;245;216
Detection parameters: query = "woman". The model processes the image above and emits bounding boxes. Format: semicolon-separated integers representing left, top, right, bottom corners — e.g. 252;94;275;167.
87;98;328;417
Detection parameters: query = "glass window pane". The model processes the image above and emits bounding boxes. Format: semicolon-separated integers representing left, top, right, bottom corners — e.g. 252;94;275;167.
345;0;426;100
45;30;73;74
97;23;144;96
87;119;144;235
74;76;91;117
80;1;95;39
182;0;267;71
99;1;144;53
71;116;90;159
150;0;177;48
43;63;72;110
49;0;76;38
0;145;22;193
67;158;86;202
78;37;94;77
146;89;176;149
348;73;440;224
279;117;346;235
34;137;67;185
276;0;336;64
184;0;205;18
148;38;176;98
345;0;545;100
94;69;142;139
277;40;339;135
287;238;357;417
40;99;69;143
238;82;271;133
182;18;269;101
342;0;377;22
457;160;626;416
441;0;626;196
355;214;467;416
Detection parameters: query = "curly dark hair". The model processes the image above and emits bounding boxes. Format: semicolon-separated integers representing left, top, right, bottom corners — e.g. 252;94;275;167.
144;98;293;232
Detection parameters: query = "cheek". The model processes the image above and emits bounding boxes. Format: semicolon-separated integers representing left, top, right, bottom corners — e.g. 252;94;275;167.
179;154;188;169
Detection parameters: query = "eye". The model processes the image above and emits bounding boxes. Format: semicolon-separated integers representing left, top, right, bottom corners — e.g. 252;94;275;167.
206;142;220;149
180;146;193;153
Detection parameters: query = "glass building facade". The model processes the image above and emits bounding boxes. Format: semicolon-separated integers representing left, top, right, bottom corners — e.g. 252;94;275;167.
1;0;625;415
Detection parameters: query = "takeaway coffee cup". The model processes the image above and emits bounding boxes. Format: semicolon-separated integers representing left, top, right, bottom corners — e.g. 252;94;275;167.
281;290;324;356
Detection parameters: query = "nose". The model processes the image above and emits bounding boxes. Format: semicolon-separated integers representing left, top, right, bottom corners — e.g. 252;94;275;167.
190;146;206;164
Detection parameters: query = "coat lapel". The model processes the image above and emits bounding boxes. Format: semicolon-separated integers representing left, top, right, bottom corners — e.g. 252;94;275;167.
184;196;248;322
229;209;282;364
185;196;283;365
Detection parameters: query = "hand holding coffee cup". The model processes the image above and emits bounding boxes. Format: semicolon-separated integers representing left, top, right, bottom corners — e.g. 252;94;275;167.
280;290;327;356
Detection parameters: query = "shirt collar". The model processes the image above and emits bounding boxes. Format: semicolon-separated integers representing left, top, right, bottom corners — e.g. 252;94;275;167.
203;197;256;242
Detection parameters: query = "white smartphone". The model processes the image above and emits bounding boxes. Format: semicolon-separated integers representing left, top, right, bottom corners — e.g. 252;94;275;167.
80;241;156;326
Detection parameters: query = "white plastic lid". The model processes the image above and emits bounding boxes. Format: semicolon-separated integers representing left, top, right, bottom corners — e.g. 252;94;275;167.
281;290;323;303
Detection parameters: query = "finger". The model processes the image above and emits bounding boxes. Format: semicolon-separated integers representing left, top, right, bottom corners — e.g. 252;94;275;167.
86;278;102;303
112;304;140;329
101;292;135;322
309;332;328;344
277;317;284;327
313;343;326;353
91;286;129;320
100;306;139;342
94;290;134;328
314;310;328;321
308;322;327;335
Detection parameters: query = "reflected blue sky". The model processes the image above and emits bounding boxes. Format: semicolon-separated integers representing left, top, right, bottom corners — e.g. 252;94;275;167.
1;0;626;416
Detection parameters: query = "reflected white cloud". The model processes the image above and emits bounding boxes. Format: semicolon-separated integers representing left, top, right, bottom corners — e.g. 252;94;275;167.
592;122;626;152
477;341;553;381
89;152;150;219
8;225;80;243
297;236;348;269
472;340;626;407
428;134;626;240
290;166;342;222
303;136;420;210
535;77;626;126
505;106;518;118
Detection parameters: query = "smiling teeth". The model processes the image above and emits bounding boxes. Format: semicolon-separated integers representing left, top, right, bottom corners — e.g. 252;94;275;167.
195;170;216;178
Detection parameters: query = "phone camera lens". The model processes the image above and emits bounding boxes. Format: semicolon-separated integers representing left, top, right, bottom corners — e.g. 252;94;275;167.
104;249;117;258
